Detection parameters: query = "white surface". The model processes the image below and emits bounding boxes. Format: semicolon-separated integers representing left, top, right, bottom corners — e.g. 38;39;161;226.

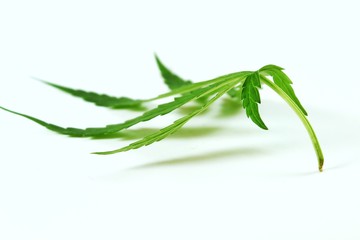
0;0;359;239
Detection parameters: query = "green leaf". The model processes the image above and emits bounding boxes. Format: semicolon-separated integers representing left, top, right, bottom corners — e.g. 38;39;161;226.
38;56;207;110
155;55;243;104
259;65;307;115
0;61;325;171
38;56;195;111
0;76;239;137
155;55;192;90
151;71;250;100
241;71;268;130
40;80;143;110
94;82;236;154
37;56;243;112
155;55;210;104
259;75;324;171
38;55;191;110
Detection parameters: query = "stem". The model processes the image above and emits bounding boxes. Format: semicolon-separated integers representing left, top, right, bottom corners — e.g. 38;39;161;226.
144;71;252;102
260;75;324;172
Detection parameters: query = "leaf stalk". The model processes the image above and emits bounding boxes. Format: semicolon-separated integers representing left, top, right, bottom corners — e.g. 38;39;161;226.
260;75;324;171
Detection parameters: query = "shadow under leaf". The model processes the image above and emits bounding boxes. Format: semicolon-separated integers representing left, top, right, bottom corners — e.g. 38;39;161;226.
177;104;209;115
132;147;266;169
217;98;243;118
91;126;221;140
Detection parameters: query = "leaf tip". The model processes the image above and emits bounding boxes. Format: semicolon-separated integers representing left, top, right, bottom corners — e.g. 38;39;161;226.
257;122;268;130
319;157;324;172
31;76;48;84
154;53;162;64
91;149;124;155
91;151;107;155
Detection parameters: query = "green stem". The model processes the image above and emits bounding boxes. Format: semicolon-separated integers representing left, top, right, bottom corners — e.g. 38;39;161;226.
260;75;324;172
144;71;252;102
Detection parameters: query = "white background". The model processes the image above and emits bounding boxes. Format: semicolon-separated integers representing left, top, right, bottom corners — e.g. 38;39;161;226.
0;0;359;239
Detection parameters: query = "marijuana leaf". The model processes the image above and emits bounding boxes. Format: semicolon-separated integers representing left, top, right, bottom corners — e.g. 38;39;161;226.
155;54;192;90
241;71;268;130
155;54;214;105
0;73;246;137
37;56;196;110
39;55;242;111
36;55;191;110
155;55;244;104
259;65;307;115
39;80;143;109
259;75;323;171
95;82;237;154
0;59;324;171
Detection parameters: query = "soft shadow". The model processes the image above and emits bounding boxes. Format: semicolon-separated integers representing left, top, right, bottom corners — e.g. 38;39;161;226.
279;170;320;177
322;160;354;171
177;104;209;115
132;147;266;169
217;98;243;118
91;126;221;140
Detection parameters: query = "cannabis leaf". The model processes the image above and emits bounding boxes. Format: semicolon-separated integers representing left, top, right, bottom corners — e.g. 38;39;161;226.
241;71;268;130
95;82;237;154
155;55;214;104
38;55;192;110
39;55;242;111
39;80;143;109
0;73;246;137
155;54;192;90
0;58;324;171
259;65;307;115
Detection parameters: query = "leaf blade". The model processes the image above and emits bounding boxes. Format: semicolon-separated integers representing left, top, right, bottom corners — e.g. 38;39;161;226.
155;55;192;90
241;71;268;130
0;75;241;137
94;82;236;154
259;65;307;115
40;80;143;109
